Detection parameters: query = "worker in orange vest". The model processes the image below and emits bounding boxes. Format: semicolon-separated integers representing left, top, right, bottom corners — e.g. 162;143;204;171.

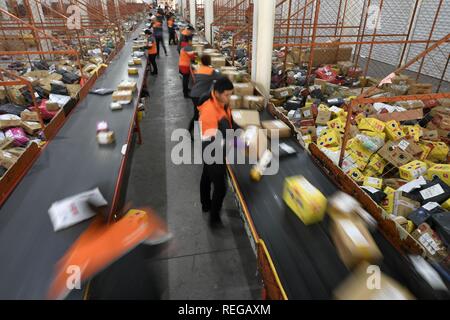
145;29;158;75
188;54;222;132
197;77;236;227
179;40;196;98
167;17;177;45
178;26;193;53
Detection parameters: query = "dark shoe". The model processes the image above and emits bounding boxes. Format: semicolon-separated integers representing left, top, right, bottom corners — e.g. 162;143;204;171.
151;72;158;75
165;53;168;56
209;216;224;229
202;204;210;213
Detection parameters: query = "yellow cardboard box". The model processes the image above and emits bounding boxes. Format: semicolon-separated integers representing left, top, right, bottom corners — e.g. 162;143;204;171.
128;67;139;75
403;125;422;142
363;176;383;189
399;160;428;181
385;120;406;141
427;141;449;162
418;143;432;161
358;118;385;133
317;129;341;148
283;176;327;225
427;164;450;185
362;130;386;141
381;187;395;214
346;138;374;159
355;113;365;125
327;118;346;133
442;198;450;210
367;154;387;174
347;168;365;183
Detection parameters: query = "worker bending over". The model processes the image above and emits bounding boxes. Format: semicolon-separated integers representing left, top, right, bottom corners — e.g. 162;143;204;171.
198;77;236;228
179;40;196;98
188;54;221;133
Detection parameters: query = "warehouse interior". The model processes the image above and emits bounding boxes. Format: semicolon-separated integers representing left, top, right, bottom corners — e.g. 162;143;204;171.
0;0;449;300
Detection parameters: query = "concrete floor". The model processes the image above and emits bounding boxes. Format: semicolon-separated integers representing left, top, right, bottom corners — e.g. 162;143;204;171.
124;36;262;300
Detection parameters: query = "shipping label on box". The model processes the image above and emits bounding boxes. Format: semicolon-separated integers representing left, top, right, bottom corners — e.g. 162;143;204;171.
378;141;414;167
399;160;428;181
300;106;313;119
363;176;383;189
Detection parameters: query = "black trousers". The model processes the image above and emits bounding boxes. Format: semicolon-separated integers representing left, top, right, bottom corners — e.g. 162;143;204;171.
155;36;167;56
148;54;158;74
168;29;176;44
200;163;227;220
189;97;200;131
182;73;190;97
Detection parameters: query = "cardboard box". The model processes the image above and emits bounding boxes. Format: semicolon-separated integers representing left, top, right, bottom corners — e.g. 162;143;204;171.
403;125;422;142
229;95;242;109
211;57;227;68
399;160;428;181
65;84;80;99
112;90;133;102
20;111;40;122
376;108;424;122
233;82;254;96
331;217;382;268
222;70;241;82
0;138;14;150
97;131;115;144
242;96;265;111
385;120;406;141
412;223;448;261
317;129;341;148
381;187;395;214
427;141;449;162
283;175;327;225
327;118;345;133
261;120;291;138
378;141;414;167
270;98;286;107
427;164;450;186
347;168;365;183
363;176;383;190
367;154;387;174
300;126;317;139
0;150;18;169
316;109;332;125
272;87;293;99
117;80;137;92
358;118;385;133
393;191;420;217
127;67;139;75
421;129;439;141
334;263;414;300
408;83;432;95
21;121;42;135
46;101;60;112
0;119;22;129
231;109;260;128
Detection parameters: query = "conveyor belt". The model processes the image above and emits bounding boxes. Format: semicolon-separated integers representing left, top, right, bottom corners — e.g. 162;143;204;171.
228;110;448;299
0;23;147;299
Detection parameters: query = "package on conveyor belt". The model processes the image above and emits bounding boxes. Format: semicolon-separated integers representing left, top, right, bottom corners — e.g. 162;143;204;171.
112;90;133;103
242;96;265;111
0;150;19;169
231;109;260;128
412;223;448;262
283;175;327;225
250;149;274;182
233;82;254;96
97;131;115;145
229;95;242;109
211;56;226;68
128;67;139;75
117;80;137;93
331;214;382;268
334;262;414;300
261;120;291;139
240;125;268;160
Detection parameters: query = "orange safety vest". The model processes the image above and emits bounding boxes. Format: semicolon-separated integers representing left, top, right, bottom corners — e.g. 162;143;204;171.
194;65;214;76
198;92;232;140
148;37;157;55
179;47;195;68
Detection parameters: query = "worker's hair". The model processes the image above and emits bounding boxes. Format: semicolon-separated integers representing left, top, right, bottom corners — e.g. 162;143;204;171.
201;55;211;66
144;29;152;35
213;77;234;94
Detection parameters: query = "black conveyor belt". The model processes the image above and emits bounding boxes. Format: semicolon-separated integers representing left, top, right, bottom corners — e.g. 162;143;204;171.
228;110;448;299
0;23;147;299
